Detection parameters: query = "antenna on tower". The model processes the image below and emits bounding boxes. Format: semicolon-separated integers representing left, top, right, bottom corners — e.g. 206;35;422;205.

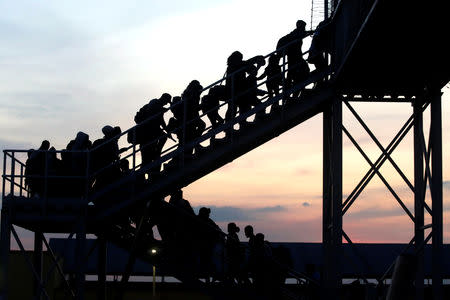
310;0;330;31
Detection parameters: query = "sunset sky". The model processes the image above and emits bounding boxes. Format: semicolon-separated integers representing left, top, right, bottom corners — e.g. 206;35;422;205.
1;0;449;246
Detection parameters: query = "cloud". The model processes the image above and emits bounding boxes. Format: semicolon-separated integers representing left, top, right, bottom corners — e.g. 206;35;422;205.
193;205;287;222
294;168;313;176
302;202;311;207
443;180;450;190
0;138;32;151
345;205;408;220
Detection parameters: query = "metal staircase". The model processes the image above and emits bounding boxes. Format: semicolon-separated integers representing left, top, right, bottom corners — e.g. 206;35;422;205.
1;35;331;299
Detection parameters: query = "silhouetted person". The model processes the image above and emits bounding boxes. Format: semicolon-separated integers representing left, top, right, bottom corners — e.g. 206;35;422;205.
181;81;206;155
244;63;266;121
91;126;122;192
226;222;244;285
307;18;333;88
24;149;35;193
225;52;267;127
119;159;131;175
26;140;50;197
197;207;222;233
277;20;310;98
252;233;277;296
166;190;198;273
70;132;91;197
166;96;184;142
244;225;255;247
150;197;176;245
59;140;75;195
46;146;62;197
196;207;224;281
225;51;247;124
258;54;282;99
169;189;195;215
132;93;171;179
200;85;226;128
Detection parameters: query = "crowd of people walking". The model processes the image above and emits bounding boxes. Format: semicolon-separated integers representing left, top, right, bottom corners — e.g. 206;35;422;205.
19;19;333;296
24;19;331;201
149;189;292;294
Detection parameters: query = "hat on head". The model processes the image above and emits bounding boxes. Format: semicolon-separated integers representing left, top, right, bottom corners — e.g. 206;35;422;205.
228;222;240;233
160;93;172;105
102;125;114;136
296;20;306;29
112;126;121;136
199;207;211;216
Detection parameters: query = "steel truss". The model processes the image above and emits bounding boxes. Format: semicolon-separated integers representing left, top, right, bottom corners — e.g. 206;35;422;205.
0;213;94;300
322;90;444;300
0;37;323;300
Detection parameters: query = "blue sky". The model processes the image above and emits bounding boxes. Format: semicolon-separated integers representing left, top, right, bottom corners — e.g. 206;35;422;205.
1;0;449;245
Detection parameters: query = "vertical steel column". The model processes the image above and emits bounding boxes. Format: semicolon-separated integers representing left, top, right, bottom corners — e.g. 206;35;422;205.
97;236;107;300
0;206;11;300
430;90;443;300
322;106;332;299
413;99;424;300
322;97;342;299
75;220;86;300
331;97;343;296
34;232;43;300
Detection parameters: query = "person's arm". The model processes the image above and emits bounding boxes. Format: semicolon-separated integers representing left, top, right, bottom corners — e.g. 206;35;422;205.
256;70;267;81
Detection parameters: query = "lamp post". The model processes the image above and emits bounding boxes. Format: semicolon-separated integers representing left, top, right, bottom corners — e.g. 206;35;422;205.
151;248;157;297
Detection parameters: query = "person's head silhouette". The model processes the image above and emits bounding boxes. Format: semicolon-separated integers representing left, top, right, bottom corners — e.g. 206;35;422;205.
227;222;240;234
199;206;211;218
244;225;254;238
227;51;243;66
296;20;306;31
40;140;50;150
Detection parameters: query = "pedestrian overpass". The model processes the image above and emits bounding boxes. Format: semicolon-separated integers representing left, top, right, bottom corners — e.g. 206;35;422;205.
1;1;449;299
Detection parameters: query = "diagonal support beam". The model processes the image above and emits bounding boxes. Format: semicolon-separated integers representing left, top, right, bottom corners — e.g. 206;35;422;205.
10;226;50;300
342;112;413;211
41;234;75;298
344;100;414;192
118;200;153;300
342;126;415;222
34;231;43;300
343;101;431;214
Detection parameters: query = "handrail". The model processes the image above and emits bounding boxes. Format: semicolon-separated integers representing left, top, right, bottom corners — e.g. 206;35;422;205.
2;32;317;170
87;32;314;153
132;197;320;286
1;28;329;219
87;68;329;204
85;47;317;192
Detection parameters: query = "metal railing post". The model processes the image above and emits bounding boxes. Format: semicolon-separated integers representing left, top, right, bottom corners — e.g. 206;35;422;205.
182;95;187;167
230;74;235;141
19;165;24;197
281;54;287;108
2;152;6;198
132;129;136;171
10;153;15;197
43;151;48;210
84;151;90;204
